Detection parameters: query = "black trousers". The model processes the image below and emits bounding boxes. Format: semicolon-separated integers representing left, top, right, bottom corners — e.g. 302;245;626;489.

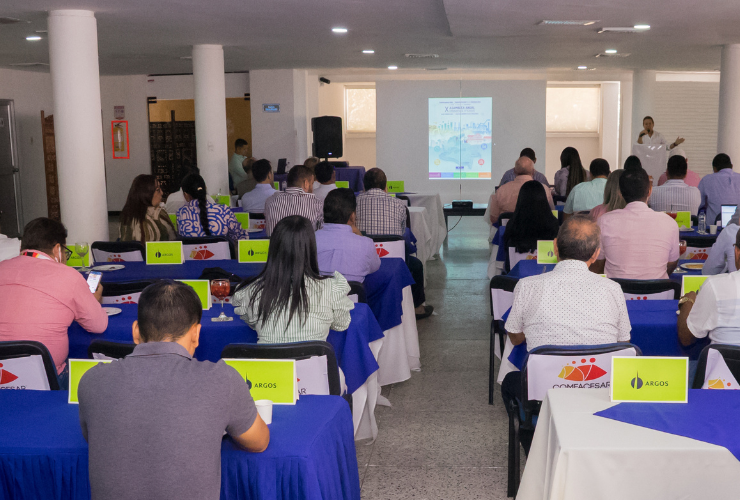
407;256;425;308
501;371;534;454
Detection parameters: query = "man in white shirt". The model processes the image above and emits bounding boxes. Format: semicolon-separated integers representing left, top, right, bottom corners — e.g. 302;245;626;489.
648;155;701;215
165;168;215;214
636;116;684;151
312;161;337;204
240;160;276;212
679;229;740;346
704;216;740;275
228;138;253;189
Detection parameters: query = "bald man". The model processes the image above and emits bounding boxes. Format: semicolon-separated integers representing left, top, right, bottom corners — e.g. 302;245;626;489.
489;156;554;222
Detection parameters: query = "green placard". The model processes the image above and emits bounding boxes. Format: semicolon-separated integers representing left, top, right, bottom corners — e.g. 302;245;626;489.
223;359;296;404
274;182;280;190
238;240;270;263
146;241;183;265
176;279;211;309
216;195;231;206
675;211;691;230
335;181;350;189
388;193;396;198
537;240;557;264
682;275;709;295
551;210;559;218
611;357;688;403
68;359;111;404
235;213;250;230
169;213;177;227
66;251;91;268
387;181;405;193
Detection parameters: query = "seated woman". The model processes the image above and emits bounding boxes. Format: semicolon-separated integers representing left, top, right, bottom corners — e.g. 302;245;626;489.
232;215;353;344
503;180;559;268
589;170;626;221
119;175;176;243
177;174;249;243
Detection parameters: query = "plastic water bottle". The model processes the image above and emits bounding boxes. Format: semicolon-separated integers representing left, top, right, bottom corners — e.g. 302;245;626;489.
698;210;707;234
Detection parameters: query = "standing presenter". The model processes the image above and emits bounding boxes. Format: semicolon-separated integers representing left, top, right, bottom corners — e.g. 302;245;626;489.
637;116;685;151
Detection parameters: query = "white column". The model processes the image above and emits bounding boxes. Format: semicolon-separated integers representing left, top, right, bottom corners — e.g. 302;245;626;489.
631;70;658;148
192;45;229;195
48;10;108;243
718;44;740;170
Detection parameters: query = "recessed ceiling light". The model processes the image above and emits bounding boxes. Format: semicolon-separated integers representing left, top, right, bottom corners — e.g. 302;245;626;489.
332;27;348;34
362;50;375;54
388;65;398;70
605;49;618;54
25;35;42;41
577;66;588;70
538;20;599;26
634;24;651;30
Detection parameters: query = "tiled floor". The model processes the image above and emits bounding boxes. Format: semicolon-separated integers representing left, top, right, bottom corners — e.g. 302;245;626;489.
357;217;517;499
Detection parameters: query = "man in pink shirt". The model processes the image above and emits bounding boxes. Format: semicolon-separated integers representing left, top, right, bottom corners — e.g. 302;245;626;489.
489;156;554;223
656;149;701;188
592;169;679;279
0;218;108;382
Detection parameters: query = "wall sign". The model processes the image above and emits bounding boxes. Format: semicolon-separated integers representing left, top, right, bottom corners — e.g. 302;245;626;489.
114;105;125;120
262;103;280;113
111;120;130;159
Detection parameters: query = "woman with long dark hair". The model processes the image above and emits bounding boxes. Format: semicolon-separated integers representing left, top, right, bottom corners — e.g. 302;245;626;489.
119;175;176;244
232;215;353;343
177;173;248;243
554;147;588;197
504;180;560;255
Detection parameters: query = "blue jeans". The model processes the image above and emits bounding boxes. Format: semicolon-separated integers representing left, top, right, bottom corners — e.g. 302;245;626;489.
57;363;69;390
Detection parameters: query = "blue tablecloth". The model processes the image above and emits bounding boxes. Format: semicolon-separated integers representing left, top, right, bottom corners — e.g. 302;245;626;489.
0;391;360;500
507;259;705;284
274;167;366;193
98;260;265;283
363;258;415;331
680;226;719;243
68;303;382;395
596;389;740;461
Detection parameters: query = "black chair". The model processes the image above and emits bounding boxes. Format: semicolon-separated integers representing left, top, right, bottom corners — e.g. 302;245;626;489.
610;278;681;300
347;281;367;303
102;280;156;298
87;340;136;360
221;341;343;397
489;275;519;405
683;235;713;249
405;207;411;229
396;195;411;206
0;340;60;390
91;241;145;262
507;343;643;497
180;235;236;259
248;212;266;220
693;344;740;389
552;194;567;204
496;211;514;227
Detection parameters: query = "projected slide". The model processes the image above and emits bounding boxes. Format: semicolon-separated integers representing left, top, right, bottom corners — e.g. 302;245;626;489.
429;98;492;179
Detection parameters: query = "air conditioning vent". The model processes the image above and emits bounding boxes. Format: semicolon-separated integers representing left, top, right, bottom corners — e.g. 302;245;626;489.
405;53;439;59
9;62;49;67
595;52;631;58
0;17;29;25
538;20;599;26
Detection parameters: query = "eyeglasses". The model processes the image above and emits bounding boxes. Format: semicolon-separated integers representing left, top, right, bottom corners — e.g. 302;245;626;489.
61;245;73;261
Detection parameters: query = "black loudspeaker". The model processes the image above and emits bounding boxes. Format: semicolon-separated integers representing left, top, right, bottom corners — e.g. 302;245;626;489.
312;116;343;158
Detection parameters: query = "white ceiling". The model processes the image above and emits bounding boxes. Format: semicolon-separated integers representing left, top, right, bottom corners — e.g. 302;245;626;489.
0;0;737;75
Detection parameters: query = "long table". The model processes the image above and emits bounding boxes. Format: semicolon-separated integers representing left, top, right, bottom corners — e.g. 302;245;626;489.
508;259;705;284
274;166;366;192
0;391;360;500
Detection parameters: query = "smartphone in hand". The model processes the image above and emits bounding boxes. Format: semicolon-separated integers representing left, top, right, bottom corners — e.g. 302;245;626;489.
87;271;102;294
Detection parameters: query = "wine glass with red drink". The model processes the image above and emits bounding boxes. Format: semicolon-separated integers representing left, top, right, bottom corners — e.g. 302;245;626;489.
210;279;233;322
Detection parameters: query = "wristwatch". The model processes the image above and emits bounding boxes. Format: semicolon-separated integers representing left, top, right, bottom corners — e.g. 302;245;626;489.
678;295;695;306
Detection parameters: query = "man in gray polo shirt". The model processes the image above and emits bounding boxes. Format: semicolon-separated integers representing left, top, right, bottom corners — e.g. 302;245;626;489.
79;281;269;500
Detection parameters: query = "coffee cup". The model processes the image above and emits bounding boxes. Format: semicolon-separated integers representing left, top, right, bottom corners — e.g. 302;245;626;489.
255;399;273;424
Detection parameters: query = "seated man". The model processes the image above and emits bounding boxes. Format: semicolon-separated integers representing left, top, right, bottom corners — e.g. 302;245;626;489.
498;148;548;187
563;158;610;217
264;165;323;236
315;188;381;282
657;149;701;187
0;218;107;384
698;153;740;224
678;229;740;346
502;215;631;450
229;138;254;191
313;161;337;203
489;156;554;223
704;211;740;274
166;167;215;214
593;168;679;279
79;281;269;500
649;155;701;215
240;159;276;212
356;168;433;319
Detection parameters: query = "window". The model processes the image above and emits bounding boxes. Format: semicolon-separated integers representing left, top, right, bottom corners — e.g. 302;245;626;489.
546;87;600;133
345;87;376;133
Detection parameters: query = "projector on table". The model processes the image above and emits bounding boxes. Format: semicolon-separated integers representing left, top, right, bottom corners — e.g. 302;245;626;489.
451;200;473;208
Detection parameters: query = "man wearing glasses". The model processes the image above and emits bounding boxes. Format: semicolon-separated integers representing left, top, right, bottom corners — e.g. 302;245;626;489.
0;218;107;388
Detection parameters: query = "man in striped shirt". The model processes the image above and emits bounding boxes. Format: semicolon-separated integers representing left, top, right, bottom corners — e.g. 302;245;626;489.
649;155;701;216
264;165;323;236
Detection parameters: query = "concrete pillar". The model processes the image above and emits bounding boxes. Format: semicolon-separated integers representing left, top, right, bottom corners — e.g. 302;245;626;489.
631;70;658;147
192;44;229;195
718;44;740;171
48;10;108;243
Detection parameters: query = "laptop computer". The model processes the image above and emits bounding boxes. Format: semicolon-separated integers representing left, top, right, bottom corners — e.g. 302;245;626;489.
721;204;737;227
276;158;288;175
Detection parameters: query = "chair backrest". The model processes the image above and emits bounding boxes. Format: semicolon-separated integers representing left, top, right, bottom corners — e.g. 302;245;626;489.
87;340;136;360
693;344;740;389
497;211;514;227
523;343;642;402
181;236;234;260
101;280;156;305
682;236;711;260
221;341;342;396
611;278;681;301
91;241;145;263
490;275;518;321
508;248;537;271
369;235;405;261
248;212;266;230
395;195;411;206
347;281;367;304
0;341;60;390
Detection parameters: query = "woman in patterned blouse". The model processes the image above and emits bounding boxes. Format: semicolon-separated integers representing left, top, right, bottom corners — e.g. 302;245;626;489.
119;175;176;244
176;174;249;244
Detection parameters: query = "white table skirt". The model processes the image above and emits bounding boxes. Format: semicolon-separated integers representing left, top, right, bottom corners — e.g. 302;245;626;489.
406;193;447;257
408;206;433;266
518;389;740;500
376;286;421;386
352;337;383;441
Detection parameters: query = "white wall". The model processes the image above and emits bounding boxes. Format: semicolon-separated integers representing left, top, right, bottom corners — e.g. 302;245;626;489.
145;73;249;100
376;79;546;203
